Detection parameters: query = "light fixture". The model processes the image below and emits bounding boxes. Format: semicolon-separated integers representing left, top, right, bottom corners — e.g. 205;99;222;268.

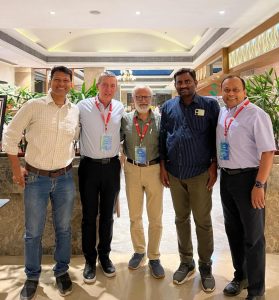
90;10;101;15
117;69;136;82
219;10;225;15
49;11;56;15
136;11;141;15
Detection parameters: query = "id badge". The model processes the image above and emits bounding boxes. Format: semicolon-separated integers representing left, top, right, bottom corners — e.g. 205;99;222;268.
135;146;147;164
100;135;112;151
219;140;230;160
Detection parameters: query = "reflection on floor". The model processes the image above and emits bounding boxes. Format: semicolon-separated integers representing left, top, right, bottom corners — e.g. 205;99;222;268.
0;253;279;300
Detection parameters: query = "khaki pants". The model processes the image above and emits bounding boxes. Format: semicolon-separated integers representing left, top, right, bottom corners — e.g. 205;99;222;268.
124;161;163;260
169;171;213;265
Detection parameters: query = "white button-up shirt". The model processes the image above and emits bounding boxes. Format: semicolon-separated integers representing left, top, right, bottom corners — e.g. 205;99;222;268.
3;92;80;170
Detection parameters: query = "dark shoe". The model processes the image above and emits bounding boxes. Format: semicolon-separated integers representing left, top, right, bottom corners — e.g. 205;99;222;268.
83;262;96;283
148;259;165;279
173;260;196;285
223;278;248;296
128;253;145;270
99;257;116;277
199;263;215;293
245;296;264;300
56;272;72;296
20;280;38;300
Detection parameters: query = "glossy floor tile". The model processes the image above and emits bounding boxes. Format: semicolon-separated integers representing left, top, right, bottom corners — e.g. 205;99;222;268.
0;253;279;300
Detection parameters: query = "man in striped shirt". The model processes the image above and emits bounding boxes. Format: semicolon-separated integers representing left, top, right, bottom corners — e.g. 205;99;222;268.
159;68;219;292
3;66;80;300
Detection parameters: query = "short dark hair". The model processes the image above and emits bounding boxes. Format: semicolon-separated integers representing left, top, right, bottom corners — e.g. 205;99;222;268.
221;75;246;89
174;68;197;82
50;66;72;81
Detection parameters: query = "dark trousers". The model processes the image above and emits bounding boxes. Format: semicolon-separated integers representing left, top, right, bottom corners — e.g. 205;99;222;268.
78;156;121;266
220;169;265;296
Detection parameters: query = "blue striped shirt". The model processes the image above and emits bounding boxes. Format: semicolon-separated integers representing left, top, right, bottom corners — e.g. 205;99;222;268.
159;94;220;179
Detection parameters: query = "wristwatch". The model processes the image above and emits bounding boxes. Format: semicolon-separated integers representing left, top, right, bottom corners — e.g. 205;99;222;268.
254;180;265;188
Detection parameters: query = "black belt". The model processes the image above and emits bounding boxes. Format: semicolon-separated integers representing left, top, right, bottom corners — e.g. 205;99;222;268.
84;155;118;165
127;158;160;167
25;162;72;178
221;167;258;175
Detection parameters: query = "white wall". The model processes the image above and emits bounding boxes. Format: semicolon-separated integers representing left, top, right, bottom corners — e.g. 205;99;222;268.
0;62;15;85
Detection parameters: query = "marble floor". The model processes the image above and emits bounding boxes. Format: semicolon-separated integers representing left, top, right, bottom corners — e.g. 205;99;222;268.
0;174;278;300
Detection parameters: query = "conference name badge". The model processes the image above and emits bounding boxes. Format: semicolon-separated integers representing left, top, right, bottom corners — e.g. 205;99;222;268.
195;109;205;116
100;134;112;151
219;140;230;160
135;146;147;164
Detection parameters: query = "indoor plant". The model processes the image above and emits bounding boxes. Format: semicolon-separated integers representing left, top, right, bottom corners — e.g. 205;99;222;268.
245;68;279;149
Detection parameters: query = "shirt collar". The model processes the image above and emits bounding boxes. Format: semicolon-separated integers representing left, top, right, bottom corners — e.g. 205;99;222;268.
46;91;71;107
95;95;113;109
134;109;154;121
226;97;248;112
178;93;199;105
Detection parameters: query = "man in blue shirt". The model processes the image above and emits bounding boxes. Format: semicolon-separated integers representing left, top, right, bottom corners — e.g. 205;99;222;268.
159;68;219;292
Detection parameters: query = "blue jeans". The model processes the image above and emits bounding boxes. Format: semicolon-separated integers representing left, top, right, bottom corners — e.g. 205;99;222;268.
24;170;75;280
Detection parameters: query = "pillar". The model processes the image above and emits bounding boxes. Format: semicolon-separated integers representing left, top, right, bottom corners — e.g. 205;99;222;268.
15;68;34;92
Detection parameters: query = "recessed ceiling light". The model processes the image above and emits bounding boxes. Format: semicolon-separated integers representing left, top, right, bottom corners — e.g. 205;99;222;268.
49;11;56;15
136;11;141;15
90;10;101;15
219;10;225;15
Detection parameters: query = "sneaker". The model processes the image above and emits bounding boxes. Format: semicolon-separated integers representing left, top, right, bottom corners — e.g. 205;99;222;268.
98;257;116;277
223;278;248;296
173;261;195;285
148;259;165;279
83;262;96;283
199;264;215;293
56;272;72;296
20;279;38;300
128;253;145;270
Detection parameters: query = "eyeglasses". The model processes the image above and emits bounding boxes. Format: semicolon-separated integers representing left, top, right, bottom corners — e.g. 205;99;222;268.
135;95;152;101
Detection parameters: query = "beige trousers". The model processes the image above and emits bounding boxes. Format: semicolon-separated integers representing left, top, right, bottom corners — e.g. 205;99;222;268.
124;161;163;260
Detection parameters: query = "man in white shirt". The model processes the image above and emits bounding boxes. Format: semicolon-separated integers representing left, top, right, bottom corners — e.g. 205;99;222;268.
78;71;124;283
3;66;80;300
217;75;275;300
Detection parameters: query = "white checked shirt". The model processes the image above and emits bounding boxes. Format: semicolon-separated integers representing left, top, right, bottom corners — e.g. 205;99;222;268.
3;92;80;170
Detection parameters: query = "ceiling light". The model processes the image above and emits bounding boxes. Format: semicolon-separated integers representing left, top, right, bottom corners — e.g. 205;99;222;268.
90;10;101;15
118;70;136;82
136;11;141;15
219;10;225;15
49;11;56;15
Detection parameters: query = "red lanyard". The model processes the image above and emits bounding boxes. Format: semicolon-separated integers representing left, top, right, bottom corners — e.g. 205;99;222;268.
133;116;151;144
95;99;112;131
224;99;250;137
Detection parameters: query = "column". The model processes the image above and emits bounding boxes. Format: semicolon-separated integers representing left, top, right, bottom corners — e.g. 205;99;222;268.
15;68;34;92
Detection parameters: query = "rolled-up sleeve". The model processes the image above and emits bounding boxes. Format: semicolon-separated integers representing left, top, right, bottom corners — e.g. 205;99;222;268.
2;102;33;155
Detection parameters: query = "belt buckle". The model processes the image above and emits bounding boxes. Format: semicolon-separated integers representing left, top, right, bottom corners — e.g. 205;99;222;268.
49;169;61;177
101;158;110;164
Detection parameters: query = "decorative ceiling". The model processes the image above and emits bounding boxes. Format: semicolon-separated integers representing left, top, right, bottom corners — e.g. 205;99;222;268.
0;0;279;89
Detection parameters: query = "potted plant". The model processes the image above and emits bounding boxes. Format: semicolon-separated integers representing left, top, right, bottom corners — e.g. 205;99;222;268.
245;68;279;149
246;68;279;253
